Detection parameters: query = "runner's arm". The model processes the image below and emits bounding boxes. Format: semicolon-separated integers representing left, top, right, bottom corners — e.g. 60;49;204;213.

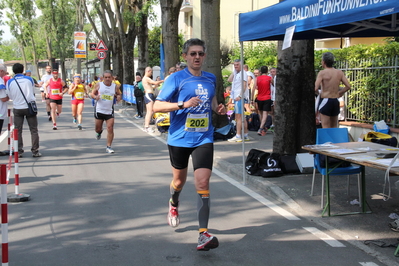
153;97;202;113
90;83;100;100
212;96;226;115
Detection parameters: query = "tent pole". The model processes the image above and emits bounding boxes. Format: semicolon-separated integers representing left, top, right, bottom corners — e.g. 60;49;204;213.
240;42;246;185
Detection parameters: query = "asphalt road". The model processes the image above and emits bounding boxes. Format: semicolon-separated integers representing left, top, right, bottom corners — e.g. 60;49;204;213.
0;97;393;265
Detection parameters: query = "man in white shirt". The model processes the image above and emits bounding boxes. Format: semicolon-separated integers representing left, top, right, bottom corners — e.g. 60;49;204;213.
228;59;249;142
269;67;277;129
6;63;41;158
39;65;53;120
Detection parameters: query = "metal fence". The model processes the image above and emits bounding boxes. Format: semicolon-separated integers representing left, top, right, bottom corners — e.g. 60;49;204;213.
336;57;399;127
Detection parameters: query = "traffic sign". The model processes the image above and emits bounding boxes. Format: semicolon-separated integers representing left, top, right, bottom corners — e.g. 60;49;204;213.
89;43;97;51
97;51;107;60
96;40;108;51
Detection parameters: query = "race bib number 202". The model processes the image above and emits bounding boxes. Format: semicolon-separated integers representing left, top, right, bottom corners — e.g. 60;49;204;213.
185;113;209;132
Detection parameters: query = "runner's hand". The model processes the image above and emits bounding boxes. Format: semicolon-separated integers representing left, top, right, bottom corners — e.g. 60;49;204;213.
186;96;202;108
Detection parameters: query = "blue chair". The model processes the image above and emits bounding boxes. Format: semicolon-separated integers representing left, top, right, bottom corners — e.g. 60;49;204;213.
310;128;362;209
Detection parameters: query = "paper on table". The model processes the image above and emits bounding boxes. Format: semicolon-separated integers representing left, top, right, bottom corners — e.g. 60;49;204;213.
303;143;339;149
345;155;377;161
366;158;399;167
327;149;367;155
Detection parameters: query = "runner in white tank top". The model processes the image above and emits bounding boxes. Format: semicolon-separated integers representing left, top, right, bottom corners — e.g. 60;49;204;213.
91;70;122;154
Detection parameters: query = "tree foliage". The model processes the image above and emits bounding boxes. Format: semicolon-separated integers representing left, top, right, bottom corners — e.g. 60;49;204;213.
36;0;76;59
0;40;22;61
230;42;278;70
148;26;161;67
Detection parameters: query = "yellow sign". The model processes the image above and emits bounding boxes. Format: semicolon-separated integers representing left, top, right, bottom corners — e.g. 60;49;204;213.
74;32;87;59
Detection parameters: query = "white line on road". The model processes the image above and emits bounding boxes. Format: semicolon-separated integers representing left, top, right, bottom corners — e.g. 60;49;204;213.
213;168;300;221
303;227;345;247
119;111;299;221
359;262;380;266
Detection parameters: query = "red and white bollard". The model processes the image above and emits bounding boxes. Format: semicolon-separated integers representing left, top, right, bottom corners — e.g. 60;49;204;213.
7;129;29;202
1;164;9;266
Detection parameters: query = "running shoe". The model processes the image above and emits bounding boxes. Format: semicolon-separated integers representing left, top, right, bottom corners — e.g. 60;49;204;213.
53;125;57;130
48;116;52;121
227;136;242;142
32;152;42;158
261;129;267;136
73;118;77;124
144;127;155;133
243;135;250;141
269;125;274;133
197;231;219;251
96;132;102;140
156;117;166;124
77;124;82;130
168;200;180;228
257;129;263;136
106;147;115;154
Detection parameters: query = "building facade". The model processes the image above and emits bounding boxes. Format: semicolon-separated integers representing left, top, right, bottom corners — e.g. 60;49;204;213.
178;1;388;50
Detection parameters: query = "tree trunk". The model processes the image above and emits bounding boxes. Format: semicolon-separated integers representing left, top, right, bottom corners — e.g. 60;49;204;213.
273;40;316;154
200;0;227;127
161;0;183;73
122;28;136;85
19;42;27;70
137;15;149;74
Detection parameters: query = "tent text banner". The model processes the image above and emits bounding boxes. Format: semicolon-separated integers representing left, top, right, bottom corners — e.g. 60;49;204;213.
239;0;399;41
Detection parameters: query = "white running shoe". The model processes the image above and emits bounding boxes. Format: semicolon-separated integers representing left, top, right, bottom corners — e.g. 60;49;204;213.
228;136;242;142
197;231;219;251
106;147;114;154
144;127;155;133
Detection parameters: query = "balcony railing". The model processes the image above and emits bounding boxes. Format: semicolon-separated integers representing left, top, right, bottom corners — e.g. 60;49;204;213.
181;0;193;12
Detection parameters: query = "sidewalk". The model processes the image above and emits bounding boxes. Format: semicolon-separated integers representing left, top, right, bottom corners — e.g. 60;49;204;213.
117;103;399;264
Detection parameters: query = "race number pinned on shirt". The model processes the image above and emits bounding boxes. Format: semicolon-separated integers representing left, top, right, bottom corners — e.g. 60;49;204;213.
75;92;84;100
51;89;60;95
185;113;209;132
101;94;113;101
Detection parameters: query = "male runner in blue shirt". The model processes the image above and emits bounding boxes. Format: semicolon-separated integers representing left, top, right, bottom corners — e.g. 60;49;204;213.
153;38;225;251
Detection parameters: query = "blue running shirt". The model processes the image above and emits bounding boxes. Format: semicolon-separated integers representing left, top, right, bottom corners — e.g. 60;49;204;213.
156;68;216;148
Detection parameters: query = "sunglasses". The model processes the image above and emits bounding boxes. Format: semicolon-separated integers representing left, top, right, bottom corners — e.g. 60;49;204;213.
189;52;205;57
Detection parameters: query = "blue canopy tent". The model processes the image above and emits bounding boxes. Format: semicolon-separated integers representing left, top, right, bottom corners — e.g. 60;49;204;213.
236;0;399;184
239;0;399;41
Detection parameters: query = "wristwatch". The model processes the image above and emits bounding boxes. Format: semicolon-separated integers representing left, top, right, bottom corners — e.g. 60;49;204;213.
178;101;184;109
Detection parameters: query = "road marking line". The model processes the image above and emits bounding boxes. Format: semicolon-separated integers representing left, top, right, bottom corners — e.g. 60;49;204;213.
303;227;345;247
213;168;300;221
119;111;299;221
359;262;379;266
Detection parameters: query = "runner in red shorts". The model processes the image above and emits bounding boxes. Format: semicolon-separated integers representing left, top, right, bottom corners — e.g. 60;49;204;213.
43;70;67;130
68;74;88;130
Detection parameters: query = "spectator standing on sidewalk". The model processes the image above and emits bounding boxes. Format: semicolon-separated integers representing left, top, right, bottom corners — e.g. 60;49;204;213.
142;67;163;133
153;38;225;251
269;67;277;130
315;52;351;128
228;59;249;142
252;66;273;136
133;72;144;119
6;63;41;158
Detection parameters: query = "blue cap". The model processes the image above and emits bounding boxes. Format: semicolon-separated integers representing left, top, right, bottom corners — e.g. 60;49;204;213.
25;70;32;73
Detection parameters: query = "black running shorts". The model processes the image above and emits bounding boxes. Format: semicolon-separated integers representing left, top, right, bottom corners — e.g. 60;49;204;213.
168;143;214;170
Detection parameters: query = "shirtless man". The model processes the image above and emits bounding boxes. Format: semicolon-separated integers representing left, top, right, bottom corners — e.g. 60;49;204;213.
315;52;351;128
142;67;163;132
